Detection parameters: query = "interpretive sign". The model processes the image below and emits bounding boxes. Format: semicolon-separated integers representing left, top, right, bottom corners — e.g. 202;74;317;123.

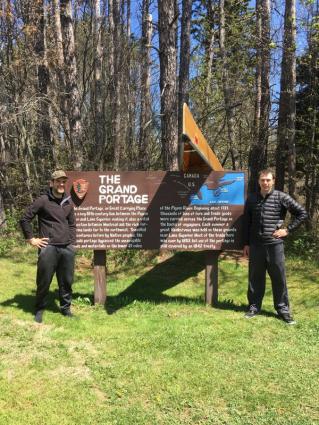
66;171;246;251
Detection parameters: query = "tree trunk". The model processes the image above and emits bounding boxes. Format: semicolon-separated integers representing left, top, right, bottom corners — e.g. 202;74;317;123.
93;0;105;170
219;0;239;170
0;190;5;229
249;0;270;192
17;119;35;202
138;1;152;170
110;0;122;171
253;0;262;151
34;0;54;174
275;0;296;194
158;0;178;171
205;0;216;109
305;5;319;228
178;0;192;147
126;0;131;38
60;0;83;170
0;132;6;228
52;0;70;152
124;0;134;170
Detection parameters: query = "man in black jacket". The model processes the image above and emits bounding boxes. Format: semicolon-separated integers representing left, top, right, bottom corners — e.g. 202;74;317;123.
243;169;307;324
20;170;76;323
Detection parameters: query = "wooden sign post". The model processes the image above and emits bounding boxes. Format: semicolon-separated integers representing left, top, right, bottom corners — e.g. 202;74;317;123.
93;250;107;305
205;251;219;306
181;103;223;306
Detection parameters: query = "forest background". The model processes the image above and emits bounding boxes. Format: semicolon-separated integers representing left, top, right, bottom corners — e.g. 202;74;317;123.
0;0;318;251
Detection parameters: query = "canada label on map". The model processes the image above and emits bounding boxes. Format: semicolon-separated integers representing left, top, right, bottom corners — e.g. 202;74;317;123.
189;172;245;205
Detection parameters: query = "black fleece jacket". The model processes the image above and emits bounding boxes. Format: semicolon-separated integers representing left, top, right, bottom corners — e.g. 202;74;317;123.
20;189;76;245
243;189;307;246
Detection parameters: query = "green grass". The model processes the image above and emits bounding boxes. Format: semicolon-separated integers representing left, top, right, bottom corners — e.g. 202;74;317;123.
0;248;318;425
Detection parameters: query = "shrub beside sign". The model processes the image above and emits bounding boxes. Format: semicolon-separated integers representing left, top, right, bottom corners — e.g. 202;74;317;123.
66;171;247;251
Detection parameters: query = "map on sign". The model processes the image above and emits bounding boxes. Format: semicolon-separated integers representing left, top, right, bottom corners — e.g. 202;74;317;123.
189;172;245;205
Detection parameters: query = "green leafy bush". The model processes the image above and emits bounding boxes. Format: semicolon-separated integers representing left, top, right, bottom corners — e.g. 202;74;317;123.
106;248;159;270
286;228;319;263
0;209;23;257
75;248;159;273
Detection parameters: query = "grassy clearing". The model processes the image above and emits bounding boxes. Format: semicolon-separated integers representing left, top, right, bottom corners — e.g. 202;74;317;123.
0;248;318;425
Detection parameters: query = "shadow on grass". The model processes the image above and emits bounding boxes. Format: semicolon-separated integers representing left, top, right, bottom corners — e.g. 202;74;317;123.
214;298;278;318
105;251;206;314
0;251;257;316
0;252;206;316
214;252;280;318
0;290;59;315
104;251;275;316
0;289;93;316
214;299;247;312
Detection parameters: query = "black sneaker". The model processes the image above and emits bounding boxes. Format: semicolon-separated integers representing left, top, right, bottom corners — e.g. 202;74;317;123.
244;308;258;319
278;312;296;325
34;310;44;323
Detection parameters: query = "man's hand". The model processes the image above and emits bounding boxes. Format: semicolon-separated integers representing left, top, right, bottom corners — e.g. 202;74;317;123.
272;228;289;239
27;238;49;248
243;245;250;258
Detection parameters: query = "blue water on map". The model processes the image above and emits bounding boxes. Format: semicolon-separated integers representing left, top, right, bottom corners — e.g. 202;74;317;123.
190;172;245;205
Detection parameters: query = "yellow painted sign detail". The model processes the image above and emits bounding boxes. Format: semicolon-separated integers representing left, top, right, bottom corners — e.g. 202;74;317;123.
182;103;223;171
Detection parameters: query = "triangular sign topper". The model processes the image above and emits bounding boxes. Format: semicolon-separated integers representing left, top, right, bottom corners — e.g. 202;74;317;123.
181;103;223;172
73;178;89;200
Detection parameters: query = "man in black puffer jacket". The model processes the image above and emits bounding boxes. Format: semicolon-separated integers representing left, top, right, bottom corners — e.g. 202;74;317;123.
20;170;76;323
243;169;307;324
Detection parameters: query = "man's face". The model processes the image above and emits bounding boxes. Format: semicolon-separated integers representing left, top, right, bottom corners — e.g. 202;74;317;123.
51;177;67;196
258;172;275;194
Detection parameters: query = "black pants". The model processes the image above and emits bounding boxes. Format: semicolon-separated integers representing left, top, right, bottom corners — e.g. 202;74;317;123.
248;243;290;314
35;245;75;312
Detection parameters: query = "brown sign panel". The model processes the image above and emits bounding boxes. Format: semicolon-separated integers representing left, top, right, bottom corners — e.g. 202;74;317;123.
66;171;247;250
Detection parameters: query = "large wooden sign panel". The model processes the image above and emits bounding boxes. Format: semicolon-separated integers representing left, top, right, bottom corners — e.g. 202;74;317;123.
66;171;246;251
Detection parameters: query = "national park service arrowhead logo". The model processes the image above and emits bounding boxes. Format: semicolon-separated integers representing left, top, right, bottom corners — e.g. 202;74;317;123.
73;179;89;200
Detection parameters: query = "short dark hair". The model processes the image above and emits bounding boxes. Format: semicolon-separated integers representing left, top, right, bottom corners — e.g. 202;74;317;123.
258;168;275;179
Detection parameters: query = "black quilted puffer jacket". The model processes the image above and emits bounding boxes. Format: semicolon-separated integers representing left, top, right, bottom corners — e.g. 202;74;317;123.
243;190;307;245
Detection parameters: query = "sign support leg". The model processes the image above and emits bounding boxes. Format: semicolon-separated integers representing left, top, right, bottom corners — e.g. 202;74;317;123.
93;250;107;305
205;250;221;306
